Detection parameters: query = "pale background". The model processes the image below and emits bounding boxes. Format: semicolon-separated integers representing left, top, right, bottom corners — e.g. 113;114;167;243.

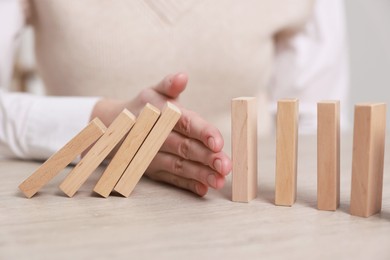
15;0;390;129
345;0;390;125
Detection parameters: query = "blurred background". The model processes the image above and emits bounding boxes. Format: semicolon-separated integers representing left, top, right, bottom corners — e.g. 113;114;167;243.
345;0;390;125
11;0;390;130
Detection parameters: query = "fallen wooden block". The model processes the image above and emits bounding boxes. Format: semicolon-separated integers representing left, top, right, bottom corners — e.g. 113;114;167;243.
317;101;340;211
231;97;257;202
114;102;181;197
59;109;136;197
275;99;299;206
18;118;107;198
350;103;386;217
93;104;161;198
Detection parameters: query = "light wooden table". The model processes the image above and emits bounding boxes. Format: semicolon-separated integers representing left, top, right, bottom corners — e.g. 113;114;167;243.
1;135;389;259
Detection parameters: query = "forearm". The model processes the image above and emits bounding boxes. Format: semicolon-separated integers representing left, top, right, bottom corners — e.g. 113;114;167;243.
0;91;99;160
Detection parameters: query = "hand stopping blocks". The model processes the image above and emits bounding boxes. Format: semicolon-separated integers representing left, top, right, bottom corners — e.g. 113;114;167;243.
19;102;181;198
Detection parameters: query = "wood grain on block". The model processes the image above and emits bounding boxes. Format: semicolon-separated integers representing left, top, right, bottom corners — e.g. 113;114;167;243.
231;97;257;202
350;103;386;217
59;109;136;197
275;99;299;206
114;102;181;197
18;118;107;198
93;104;161;197
317;101;340;211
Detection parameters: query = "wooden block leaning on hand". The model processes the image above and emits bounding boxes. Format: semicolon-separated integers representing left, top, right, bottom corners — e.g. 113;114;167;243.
93;104;161;198
18;118;107;198
317;101;340;211
231;97;258;202
275;98;299;206
350;103;386;217
59;109;136;197
114;102;181;197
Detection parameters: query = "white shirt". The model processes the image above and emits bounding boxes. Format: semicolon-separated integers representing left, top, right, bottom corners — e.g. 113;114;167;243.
0;0;349;160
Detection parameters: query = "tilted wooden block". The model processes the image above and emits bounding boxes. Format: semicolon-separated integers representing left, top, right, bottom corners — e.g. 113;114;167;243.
231;97;258;202
93;104;161;198
59;109;136;197
18;118;107;198
275;99;299;206
317;101;340;211
114;102;181;197
350;103;386;217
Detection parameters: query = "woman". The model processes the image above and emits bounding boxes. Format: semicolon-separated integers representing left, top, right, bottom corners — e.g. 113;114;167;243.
0;0;348;196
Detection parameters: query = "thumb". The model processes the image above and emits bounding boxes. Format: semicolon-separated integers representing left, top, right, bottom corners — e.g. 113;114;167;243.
154;72;188;99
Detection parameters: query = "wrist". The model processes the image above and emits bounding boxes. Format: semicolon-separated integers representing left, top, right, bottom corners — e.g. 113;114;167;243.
90;98;128;127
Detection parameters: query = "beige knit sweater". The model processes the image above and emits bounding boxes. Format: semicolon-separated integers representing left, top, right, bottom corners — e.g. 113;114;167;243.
29;0;313;137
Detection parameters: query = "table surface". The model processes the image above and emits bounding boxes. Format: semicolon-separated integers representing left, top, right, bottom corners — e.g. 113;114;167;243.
1;135;389;260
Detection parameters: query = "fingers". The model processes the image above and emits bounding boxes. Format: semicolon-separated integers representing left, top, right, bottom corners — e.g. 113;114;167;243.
147;152;225;190
145;171;208;197
134;72;187;112
175;108;225;153
160;131;231;176
143;73;225;153
153;73;188;99
134;72;231;197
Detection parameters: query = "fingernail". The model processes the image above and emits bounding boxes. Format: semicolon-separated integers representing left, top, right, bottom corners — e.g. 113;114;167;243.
208;137;215;150
213;159;222;173
207;175;217;188
195;184;207;196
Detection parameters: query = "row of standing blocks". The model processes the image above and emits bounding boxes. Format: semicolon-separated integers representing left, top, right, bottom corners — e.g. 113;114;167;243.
232;98;386;218
18;98;386;219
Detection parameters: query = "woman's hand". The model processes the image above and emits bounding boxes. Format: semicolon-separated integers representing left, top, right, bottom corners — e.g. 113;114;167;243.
91;73;232;196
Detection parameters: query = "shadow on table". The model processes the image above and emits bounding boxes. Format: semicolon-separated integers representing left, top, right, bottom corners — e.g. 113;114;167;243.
15;190;50;199
258;184;274;204
379;210;390;221
15;190;28;199
295;188;317;209
219;180;232;200
54;190;73;198
219;180;276;205
338;201;351;215
338;202;390;221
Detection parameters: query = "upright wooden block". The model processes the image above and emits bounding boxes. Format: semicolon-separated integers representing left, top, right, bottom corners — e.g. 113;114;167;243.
231;97;257;202
59;109;136;197
350;103;386;217
317;101;340;211
18;119;107;198
93;104;161;197
275;99;299;206
114;102;181;197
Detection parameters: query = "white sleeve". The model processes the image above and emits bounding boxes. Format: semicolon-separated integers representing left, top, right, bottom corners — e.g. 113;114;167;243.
269;0;349;134
0;1;100;160
0;91;100;160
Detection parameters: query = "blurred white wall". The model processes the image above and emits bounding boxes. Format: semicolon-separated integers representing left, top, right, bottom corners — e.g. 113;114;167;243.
345;0;390;125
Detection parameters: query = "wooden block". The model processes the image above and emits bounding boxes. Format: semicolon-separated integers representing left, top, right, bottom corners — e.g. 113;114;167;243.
18;118;107;198
350;103;386;217
317;101;340;211
114;102;181;197
93;104;161;197
275;99;299;206
231;97;258;202
59;109;136;197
